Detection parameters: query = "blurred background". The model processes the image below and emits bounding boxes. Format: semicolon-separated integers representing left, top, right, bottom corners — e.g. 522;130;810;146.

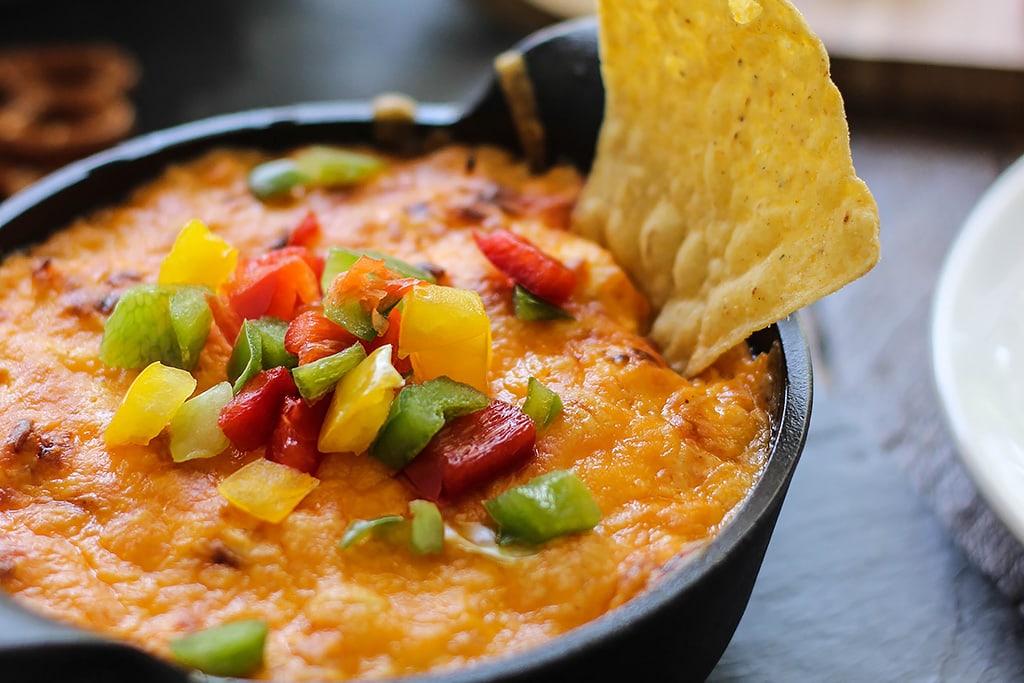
2;1;1024;681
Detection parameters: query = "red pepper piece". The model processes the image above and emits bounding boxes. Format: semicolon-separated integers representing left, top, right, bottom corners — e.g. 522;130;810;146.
285;309;361;365
218;367;299;451
207;292;244;344
402;400;537;501
266;396;330;474
473;229;576;304
287;210;322;249
223;246;322;322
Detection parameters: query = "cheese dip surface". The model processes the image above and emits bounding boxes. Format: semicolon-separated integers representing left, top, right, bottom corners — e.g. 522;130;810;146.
0;145;775;681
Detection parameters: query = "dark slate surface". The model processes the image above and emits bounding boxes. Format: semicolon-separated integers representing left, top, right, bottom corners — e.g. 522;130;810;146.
3;0;1024;680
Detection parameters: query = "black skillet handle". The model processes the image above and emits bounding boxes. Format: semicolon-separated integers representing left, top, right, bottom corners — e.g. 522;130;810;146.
453;16;604;171
0;598;189;683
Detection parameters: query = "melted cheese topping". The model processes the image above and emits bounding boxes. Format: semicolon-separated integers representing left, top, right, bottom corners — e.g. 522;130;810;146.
0;145;774;680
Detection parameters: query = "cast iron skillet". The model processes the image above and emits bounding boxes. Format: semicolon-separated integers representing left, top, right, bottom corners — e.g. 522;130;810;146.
0;17;812;683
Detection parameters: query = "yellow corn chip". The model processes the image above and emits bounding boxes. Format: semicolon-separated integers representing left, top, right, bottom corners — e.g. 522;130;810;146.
574;0;880;376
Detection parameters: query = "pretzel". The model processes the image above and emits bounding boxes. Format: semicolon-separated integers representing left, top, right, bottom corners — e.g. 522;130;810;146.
0;44;138;165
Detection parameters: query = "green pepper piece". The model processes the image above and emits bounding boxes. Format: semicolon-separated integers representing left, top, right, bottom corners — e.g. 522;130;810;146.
227;318;298;393
100;284;212;371
295;146;385;187
370;377;491;469
169;286;213;371
226;323;262;393
512;285;573;322
250;317;297;370
338;515;406;550
484;470;601;545
521;377;563;430
322;295;377;341
409;499;443;555
321;247;436;291
292;342;366;403
248;159;308;200
169;382;233;462
169;618;268;678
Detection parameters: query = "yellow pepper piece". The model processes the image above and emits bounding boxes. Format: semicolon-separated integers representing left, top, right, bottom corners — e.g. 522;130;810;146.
217;458;319;523
318;345;404;454
158;219;239;288
105;361;197;446
399;284;492;391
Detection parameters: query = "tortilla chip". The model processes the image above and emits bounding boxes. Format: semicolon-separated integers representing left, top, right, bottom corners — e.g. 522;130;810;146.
573;0;880;376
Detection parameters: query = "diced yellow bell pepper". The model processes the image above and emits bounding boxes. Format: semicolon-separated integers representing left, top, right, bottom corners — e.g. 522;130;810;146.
105;361;197;446
217;458;319;523
398;284;492;391
318;345;404;454
158;219;239;288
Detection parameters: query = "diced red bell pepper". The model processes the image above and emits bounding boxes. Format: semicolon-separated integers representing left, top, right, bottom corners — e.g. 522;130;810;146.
472;229;576;304
218;367;299;451
266;396;330;474
287;211;322;249
208;292;244;344
285;309;361;365
367;306;411;375
222;246;322;322
402;400;536;501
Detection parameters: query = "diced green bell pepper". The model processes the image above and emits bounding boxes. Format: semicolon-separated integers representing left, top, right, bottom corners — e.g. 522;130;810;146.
369;376;491;469
338;499;443;555
408;499;443;555
521;377;563;430
338;515;406;549
227;318;298;393
321;247;436;292
484;470;601;545
294;146;385;187
292;342;366;403
100;284;212;371
248;159;308;200
168;618;268;678
169;381;233;462
322;295;377;341
512;284;573;322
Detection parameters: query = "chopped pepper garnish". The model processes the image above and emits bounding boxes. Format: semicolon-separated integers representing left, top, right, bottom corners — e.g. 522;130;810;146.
483;470;601;545
339;499;443;555
402;400;536;501
473;229;576;304
248;158;308;200
169;381;233;462
217;458;319;523
408;499;444;555
321;246;436;292
521;377;563;430
369;376;490;470
291;342;366;403
338;515;406;549
226;318;297;393
105;361;197;446
218;366;298;452
99;284;212;371
512;284;573;322
284;309;360;366
221;246;321;322
322;255;418;341
398;283;492;391
158;219;238;288
286;211;322;248
169;619;268;678
294;146;385;187
266;396;330;474
317;345;404;454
